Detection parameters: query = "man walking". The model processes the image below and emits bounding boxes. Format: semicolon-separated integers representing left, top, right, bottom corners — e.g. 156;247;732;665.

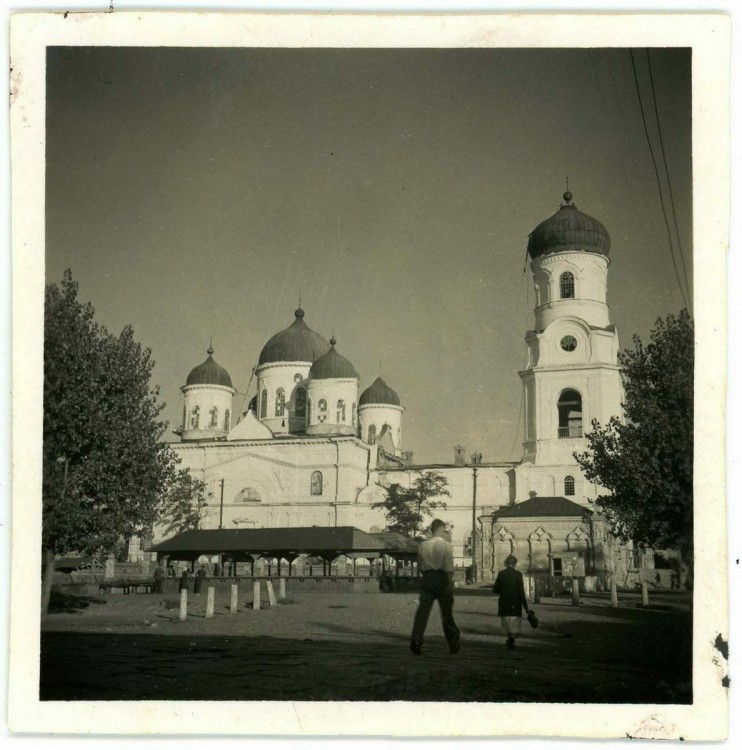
410;519;461;655
493;554;530;650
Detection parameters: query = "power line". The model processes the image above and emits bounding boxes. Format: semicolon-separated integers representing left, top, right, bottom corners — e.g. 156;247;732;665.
645;48;692;310
629;49;690;311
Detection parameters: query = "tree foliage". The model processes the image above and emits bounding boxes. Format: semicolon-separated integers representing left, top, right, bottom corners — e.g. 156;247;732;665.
43;270;176;556
575;310;693;558
372;470;450;539
158;469;212;537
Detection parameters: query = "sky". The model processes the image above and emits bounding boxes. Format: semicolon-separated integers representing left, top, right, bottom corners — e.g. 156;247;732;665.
45;46;692;464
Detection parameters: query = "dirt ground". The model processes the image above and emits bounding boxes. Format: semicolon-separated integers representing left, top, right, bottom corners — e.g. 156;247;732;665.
40;586;693;702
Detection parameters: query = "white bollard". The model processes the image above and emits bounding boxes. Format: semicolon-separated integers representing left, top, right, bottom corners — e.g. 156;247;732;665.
610;579;618;608
230;584;238;614
571;578;580;606
179;589;188;621
279;577;286;602
266;579;277;607
641;581;649;607
205;586;215;619
253;580;261;610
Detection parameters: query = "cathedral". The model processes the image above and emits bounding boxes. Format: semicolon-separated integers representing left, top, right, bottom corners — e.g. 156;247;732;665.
148;191;648;583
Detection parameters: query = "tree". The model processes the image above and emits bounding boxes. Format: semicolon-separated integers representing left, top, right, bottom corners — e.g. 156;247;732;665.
575;310;693;578
372;470;450;539
158;469;212;537
42;271;177;612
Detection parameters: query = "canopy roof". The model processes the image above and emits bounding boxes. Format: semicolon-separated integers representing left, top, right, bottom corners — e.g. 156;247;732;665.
152;526;416;559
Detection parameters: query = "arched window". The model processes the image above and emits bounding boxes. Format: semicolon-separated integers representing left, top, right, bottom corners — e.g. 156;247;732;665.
336;399;346;422
368;424;377;445
311;471;323;496
560;271;575;299
295;387;306;417
236;487;261;503
564;475;575;496
294;373;303;383
260;388;268;419
307;399;312;424
318;398;327;412
558;389;583;438
223;409;230;431
182;404;187;430
190;405;200;429
209;407;218;428
352;403;357;427
275;387;286;417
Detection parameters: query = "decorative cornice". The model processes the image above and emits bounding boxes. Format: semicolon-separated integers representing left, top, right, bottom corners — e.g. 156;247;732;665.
181;383;235;395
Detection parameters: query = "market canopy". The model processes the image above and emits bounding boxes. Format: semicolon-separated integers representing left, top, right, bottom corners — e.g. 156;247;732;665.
151;526;418;561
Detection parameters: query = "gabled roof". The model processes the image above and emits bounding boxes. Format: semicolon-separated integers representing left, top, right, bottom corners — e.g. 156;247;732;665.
494;496;592;519
151;526;386;556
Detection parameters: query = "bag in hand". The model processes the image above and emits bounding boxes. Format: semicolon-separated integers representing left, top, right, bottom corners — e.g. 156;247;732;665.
526;609;539;629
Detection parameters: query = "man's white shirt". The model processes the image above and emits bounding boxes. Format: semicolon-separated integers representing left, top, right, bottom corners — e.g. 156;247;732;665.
418;536;454;573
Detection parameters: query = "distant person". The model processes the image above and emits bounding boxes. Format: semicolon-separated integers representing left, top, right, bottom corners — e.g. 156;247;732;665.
179;569;190;593
194;566;207;596
410;519;461;656
493;555;531;650
153;563;165;594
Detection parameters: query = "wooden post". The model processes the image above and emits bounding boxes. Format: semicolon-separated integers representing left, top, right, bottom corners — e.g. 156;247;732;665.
279;578;286;602
205;586;215;619
179;589;188;621
266;579;277;607
610;579;619;607
230;584;238;614
571;578;580;606
534;577;541;604
641;581;649;607
253;580;261;610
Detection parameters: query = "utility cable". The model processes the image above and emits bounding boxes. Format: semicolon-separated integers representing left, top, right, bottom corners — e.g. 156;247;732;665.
645;48;692;310
629;49;690;311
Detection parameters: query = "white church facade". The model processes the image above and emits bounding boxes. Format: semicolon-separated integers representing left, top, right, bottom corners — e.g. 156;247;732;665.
146;192;648;582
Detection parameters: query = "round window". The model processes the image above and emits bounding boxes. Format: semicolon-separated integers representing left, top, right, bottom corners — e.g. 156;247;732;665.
560;335;578;352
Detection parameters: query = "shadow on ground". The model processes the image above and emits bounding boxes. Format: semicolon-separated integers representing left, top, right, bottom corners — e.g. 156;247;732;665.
48;591;107;614
40;603;692;704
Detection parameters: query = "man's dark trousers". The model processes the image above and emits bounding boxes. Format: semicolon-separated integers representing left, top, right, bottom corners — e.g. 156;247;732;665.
411;570;460;647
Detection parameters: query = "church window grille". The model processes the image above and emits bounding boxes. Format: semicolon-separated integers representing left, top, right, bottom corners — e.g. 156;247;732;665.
564;475;575;496
311;471;323;496
368;424;377;445
319;399;327;412
224;409;230;431
560;271;575;299
209;407;218;428
295;387;306;417
557;389;583;438
275;388;286;417
260;389;268;419
294;373;302;383
190;406;200;429
336;399;346;422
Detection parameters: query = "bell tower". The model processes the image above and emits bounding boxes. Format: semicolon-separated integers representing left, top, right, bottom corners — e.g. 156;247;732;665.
516;192;624;502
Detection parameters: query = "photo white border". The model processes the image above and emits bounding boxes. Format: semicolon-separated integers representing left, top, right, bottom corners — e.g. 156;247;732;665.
8;10;730;739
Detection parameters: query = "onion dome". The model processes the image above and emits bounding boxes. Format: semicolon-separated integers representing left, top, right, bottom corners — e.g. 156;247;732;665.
309;337;358;379
186;346;233;388
527;192;611;260
359;376;401;406
258;308;331;365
